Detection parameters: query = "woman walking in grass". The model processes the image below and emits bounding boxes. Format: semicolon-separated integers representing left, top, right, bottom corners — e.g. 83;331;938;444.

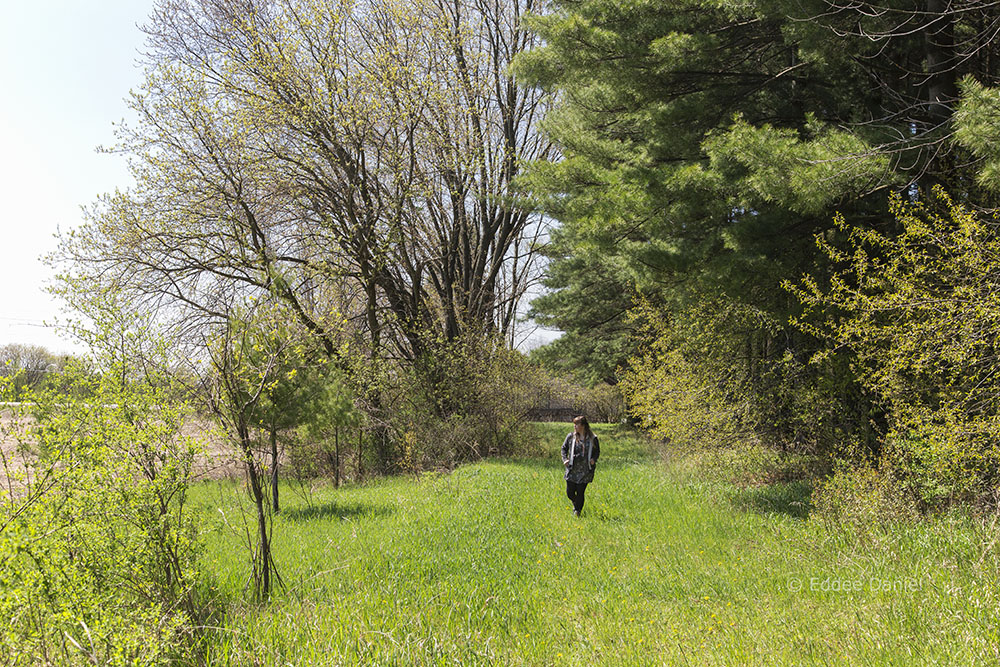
562;415;600;516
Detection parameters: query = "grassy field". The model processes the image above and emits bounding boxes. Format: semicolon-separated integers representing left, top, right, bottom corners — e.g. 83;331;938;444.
189;423;1000;665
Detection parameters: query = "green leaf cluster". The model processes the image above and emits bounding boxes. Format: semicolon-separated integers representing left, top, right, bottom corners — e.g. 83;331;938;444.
0;358;203;665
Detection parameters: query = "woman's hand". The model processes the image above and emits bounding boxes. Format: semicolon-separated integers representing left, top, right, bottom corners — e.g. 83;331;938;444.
590;459;595;466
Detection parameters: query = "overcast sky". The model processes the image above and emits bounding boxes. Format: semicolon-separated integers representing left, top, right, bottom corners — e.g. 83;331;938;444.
0;1;155;353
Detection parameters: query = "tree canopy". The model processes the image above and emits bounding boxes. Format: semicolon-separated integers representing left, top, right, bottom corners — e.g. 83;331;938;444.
58;0;552;365
516;0;1000;384
516;1;1000;472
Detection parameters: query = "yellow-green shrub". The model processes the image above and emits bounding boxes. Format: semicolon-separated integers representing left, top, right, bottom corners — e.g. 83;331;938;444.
789;187;1000;506
0;360;203;665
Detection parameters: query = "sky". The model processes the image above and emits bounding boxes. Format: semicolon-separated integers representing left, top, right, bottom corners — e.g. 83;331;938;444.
0;1;156;354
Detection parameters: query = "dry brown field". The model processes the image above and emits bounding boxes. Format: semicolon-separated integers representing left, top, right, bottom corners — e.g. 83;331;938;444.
0;408;265;491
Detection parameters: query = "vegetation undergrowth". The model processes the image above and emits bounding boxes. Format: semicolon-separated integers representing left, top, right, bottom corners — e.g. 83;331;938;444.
190;424;1000;666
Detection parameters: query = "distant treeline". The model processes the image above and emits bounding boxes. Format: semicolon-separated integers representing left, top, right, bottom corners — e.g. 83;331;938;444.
0;344;73;398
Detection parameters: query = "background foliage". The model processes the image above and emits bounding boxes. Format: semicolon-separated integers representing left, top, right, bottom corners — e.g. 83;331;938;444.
517;0;1000;509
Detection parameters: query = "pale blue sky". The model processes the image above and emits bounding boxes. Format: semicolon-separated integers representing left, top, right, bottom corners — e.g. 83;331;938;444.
0;0;155;353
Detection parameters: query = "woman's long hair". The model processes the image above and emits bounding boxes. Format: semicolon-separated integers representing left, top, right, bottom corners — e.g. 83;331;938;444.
573;415;593;442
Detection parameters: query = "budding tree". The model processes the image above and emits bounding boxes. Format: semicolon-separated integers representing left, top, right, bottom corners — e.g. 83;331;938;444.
57;0;552;366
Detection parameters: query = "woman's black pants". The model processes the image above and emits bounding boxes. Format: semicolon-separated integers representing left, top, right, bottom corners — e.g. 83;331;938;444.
566;480;588;513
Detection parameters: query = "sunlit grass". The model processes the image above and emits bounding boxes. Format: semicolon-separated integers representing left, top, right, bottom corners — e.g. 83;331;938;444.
188;423;1000;665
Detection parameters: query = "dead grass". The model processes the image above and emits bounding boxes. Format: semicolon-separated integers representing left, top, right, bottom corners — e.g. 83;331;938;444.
0;410;260;491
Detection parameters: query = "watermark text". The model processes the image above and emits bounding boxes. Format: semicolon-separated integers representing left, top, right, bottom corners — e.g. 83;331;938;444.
787;576;921;594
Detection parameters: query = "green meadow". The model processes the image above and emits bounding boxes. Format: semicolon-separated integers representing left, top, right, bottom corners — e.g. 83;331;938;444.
191;424;1000;665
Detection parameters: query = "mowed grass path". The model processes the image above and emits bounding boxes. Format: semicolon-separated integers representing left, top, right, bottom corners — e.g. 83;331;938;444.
191;424;1000;665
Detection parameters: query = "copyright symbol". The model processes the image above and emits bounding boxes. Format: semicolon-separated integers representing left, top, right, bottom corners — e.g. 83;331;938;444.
788;577;802;592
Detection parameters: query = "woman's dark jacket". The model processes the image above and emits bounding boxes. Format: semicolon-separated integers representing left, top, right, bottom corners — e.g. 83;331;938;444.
562;431;600;483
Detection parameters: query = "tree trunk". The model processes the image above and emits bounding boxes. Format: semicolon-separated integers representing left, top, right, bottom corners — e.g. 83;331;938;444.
357;424;363;480
240;425;271;599
270;424;279;513
251;483;270;599
334;425;340;488
925;0;956;122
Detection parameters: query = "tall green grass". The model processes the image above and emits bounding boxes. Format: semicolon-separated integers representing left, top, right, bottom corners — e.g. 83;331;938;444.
189;424;1000;665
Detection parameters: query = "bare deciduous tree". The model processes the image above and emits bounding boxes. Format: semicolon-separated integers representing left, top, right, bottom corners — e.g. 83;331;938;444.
57;0;552;365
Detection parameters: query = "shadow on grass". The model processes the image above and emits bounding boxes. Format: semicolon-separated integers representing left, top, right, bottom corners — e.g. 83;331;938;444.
281;500;393;522
728;481;814;520
589;508;631;524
